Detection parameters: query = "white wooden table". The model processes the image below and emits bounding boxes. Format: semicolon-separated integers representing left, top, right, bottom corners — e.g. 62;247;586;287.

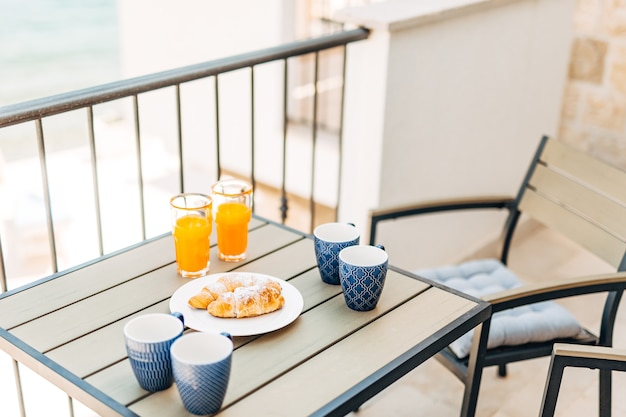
0;217;490;416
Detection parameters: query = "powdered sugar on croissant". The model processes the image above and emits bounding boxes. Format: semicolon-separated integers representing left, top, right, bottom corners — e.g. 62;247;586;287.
188;274;285;318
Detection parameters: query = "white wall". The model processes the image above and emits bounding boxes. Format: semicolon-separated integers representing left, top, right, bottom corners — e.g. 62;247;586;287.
117;0;294;193
118;0;292;75
336;0;575;270
117;0;346;206
117;0;576;271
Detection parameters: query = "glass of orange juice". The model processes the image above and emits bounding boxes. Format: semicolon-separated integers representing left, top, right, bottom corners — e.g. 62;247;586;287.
170;193;213;278
211;179;253;262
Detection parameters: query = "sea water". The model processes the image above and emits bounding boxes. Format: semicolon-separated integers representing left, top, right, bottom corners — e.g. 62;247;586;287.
0;0;120;159
0;0;120;107
0;3;121;414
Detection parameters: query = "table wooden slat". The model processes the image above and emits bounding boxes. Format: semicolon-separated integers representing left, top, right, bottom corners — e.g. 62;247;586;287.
46;300;171;378
0;218;267;330
217;287;476;417
0;217;489;417
82;269;348;410
290;269;344;311
12;264;185;352
236;238;317;280
124;271;428;415
222;272;429;408
0;235;174;329
9;224;301;353
47;237;321;380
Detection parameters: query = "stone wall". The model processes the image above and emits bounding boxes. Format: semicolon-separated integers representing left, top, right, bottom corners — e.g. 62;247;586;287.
560;0;626;169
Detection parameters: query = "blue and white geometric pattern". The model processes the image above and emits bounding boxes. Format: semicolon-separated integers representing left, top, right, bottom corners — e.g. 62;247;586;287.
315;236;360;285
339;260;388;311
173;355;232;415
125;336;181;392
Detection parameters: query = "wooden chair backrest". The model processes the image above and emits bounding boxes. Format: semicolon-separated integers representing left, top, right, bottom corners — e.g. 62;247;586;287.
516;136;626;270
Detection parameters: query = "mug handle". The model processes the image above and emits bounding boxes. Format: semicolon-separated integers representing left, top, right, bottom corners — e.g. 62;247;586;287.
375;244;385;251
171;311;185;327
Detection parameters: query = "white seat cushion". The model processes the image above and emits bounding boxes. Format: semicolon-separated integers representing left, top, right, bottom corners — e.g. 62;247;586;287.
417;259;583;358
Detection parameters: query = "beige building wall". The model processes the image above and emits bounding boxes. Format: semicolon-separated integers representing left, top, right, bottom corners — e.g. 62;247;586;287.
561;0;626;169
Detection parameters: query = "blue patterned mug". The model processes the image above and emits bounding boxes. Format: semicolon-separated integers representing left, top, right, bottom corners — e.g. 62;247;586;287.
339;245;388;311
124;312;185;392
314;222;360;285
171;331;233;416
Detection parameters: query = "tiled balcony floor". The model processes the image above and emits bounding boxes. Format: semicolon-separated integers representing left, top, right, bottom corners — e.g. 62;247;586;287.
1;167;624;416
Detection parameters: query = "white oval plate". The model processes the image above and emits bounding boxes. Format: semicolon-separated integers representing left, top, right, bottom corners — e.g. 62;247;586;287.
169;272;304;336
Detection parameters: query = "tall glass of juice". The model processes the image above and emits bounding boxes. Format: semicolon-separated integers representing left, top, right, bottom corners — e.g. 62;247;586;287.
170;193;213;278
211;179;253;262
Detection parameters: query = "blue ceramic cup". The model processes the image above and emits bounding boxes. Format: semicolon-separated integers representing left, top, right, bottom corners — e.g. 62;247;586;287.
171;331;233;416
339;245;388;311
314;222;360;285
124;312;185;392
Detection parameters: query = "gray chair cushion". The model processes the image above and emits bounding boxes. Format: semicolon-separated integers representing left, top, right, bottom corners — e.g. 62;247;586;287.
417;259;583;358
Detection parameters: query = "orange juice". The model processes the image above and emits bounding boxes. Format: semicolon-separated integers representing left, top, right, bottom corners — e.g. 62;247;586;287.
173;214;212;274
215;202;252;260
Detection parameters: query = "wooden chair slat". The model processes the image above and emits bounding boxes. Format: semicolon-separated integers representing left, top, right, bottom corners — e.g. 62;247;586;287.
519;189;626;268
541;139;626;206
528;163;626;240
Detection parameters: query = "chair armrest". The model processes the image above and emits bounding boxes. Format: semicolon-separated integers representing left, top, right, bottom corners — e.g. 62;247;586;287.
370;195;515;220
484;271;626;311
540;342;626;416
552;343;626;361
369;195;515;244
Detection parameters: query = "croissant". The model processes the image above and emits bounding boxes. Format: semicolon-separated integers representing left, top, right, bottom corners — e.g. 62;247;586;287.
186;278;234;309
188;274;285;318
237;284;284;318
207;292;237;318
188;290;215;309
202;281;229;300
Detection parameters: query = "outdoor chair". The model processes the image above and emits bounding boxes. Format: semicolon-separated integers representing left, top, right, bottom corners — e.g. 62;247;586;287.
539;343;626;417
368;135;626;417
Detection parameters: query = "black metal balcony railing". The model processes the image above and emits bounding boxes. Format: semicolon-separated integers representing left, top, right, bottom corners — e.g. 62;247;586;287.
0;27;369;290
0;27;369;417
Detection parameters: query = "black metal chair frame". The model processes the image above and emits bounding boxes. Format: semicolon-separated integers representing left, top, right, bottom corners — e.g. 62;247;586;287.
540;343;626;417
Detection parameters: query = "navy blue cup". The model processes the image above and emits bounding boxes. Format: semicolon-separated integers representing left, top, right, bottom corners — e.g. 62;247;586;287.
123;312;184;392
314;222;360;285
171;331;233;415
339;245;388;311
